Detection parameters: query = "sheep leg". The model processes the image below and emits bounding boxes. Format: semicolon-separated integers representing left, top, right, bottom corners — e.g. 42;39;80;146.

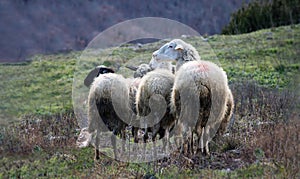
152;133;159;174
111;131;117;159
133;127;139;143
180;135;187;154
95;148;100;160
132;126;140;156
174;123;183;152
190;131;194;155
186;128;193;156
131;127;139;159
121;128;126;157
154;126;167;154
162;128;170;154
131;126;135;142
175;135;182;152
182;133;189;155
196;127;204;156
153;125;166;159
202;126;210;156
198;127;210;156
195;135;201;155
152;132;158;162
204;141;210;156
143;129;149;142
95;130;101;160
143;128;149;160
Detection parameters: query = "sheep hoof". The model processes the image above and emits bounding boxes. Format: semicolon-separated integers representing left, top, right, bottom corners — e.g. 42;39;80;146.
196;148;210;157
181;155;194;164
203;150;210;156
95;149;101;160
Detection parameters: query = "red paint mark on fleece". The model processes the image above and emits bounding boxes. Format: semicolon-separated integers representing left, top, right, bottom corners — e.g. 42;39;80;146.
195;63;209;72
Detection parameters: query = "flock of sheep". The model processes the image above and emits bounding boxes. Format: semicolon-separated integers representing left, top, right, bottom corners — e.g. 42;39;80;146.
80;39;234;160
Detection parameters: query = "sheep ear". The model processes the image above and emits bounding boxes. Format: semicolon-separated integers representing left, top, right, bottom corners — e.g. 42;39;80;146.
84;68;100;87
125;65;138;71
175;44;183;51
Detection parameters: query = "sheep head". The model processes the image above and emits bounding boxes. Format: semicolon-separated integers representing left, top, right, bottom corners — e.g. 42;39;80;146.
148;57;175;72
134;64;152;78
151;39;201;70
126;63;152;78
84;65;114;87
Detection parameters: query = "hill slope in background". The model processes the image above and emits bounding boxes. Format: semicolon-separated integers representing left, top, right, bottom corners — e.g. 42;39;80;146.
0;24;299;121
0;0;251;62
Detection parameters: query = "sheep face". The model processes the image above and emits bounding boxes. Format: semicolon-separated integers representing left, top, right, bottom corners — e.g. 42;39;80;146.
152;40;183;63
126;64;152;78
84;65;114;87
97;66;114;75
134;64;152;78
152;39;201;70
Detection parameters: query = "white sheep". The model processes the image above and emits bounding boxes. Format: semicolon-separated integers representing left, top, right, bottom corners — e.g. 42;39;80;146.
152;39;201;71
126;63;152;78
126;62;175;146
149;55;175;74
134;69;175;152
152;39;234;155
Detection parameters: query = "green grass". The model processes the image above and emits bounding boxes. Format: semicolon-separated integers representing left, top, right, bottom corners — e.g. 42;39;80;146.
0;53;77;120
191;25;300;87
0;148;284;178
0;24;299;178
0;147;95;178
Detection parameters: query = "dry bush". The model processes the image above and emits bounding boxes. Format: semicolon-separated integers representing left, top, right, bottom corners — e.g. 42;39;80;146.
0;111;78;155
231;81;295;123
251;114;299;178
226;81;295;146
222;81;299;177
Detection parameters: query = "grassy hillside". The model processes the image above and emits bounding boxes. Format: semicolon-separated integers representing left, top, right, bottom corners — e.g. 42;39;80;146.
1;24;299;120
0;24;299;178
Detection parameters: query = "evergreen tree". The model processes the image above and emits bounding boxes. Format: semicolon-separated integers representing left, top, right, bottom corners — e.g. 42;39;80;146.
222;0;300;34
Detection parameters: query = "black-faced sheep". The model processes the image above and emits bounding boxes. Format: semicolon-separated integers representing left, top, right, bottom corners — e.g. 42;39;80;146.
152;39;234;155
84;65;115;87
87;72;130;160
85;63;155;160
77;65;116;150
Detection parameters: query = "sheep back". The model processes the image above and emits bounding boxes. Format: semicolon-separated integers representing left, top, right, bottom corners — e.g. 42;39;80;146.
87;73;129;134
136;69;175;129
171;60;228;138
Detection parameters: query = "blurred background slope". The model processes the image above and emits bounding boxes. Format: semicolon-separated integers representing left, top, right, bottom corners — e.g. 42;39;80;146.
0;0;250;62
